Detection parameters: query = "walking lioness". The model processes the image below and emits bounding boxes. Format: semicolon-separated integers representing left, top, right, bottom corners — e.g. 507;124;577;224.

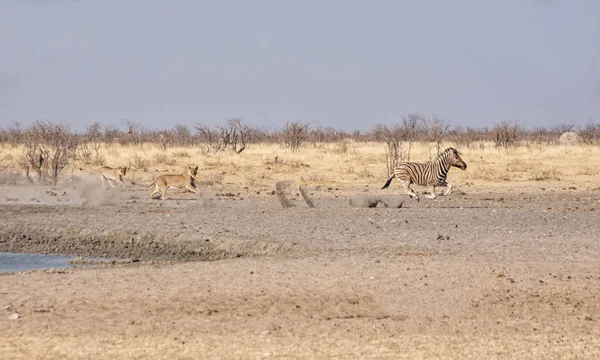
150;166;198;200
100;166;127;188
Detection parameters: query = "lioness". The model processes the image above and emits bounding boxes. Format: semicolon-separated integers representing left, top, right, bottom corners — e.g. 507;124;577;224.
100;166;127;188
150;166;198;200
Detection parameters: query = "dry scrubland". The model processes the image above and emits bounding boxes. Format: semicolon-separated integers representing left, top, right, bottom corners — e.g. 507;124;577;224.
1;141;600;359
2;140;600;190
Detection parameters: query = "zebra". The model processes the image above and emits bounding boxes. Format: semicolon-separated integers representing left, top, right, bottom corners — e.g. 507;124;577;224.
381;147;467;201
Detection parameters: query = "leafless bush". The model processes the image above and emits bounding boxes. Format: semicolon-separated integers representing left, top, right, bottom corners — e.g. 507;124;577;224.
372;124;407;176
282;121;311;152
579;122;600;144
528;127;553;145
21;120;79;184
76;122;105;166
244;126;270;144
130;151;149;172
103;124;120;144
492;121;523;148
153;152;177;165
221;118;248;153
172;124;193;146
153;130;173;152
2;122;23;145
450;126;481;148
196;124;223;153
308;126;349;144
422;115;450;160
550;123;575;136
196;118;248;153
86;122;103;158
120;119;145;145
401;114;425;160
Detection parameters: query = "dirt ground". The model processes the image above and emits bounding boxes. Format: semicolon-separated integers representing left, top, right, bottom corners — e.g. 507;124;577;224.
1;179;599;359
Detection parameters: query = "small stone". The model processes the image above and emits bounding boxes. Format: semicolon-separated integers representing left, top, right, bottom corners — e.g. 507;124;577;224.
9;313;19;320
261;330;271;336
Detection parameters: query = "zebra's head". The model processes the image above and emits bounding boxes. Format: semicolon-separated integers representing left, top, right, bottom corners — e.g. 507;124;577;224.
444;148;467;170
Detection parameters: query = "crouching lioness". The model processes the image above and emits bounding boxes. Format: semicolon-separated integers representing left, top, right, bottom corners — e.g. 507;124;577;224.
100;166;127;188
150;166;198;200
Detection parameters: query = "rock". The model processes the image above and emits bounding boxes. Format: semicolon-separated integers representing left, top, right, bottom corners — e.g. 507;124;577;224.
9;312;19;320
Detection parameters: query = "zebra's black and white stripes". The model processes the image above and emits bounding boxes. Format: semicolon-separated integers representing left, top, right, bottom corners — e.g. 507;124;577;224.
381;147;467;201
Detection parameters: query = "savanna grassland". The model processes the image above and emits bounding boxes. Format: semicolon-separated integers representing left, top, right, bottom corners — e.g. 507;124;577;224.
1;140;600;359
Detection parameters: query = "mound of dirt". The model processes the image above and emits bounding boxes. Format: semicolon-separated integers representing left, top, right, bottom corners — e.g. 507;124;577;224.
558;131;583;145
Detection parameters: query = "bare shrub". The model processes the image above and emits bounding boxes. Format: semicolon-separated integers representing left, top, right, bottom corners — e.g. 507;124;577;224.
529;127;553;145
331;139;351;154
76;122;106;166
153;153;177;165
4;122;23;146
250;127;272;143
172;124;193;146
401;113;425;160
530;167;560;181
451;126;486;148
130;151;149;172
86;122;103;158
103;124;120;144
21;121;79;184
196;125;223;153
156;131;171;152
282;121;311;152
550;123;575;136
372;124;406;176
422;115;450;159
121;120;145;145
492;121;523;148
196;118;248;154
221;118;248;153
579;122;600;144
308;126;349;144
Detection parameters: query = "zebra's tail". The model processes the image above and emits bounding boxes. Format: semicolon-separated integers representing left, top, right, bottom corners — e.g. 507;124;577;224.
381;175;395;189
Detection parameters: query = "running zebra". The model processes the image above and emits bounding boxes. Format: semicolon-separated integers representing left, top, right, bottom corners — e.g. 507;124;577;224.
381;147;467;201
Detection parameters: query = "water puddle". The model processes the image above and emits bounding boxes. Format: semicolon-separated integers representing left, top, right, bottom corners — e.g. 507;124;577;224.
0;252;109;275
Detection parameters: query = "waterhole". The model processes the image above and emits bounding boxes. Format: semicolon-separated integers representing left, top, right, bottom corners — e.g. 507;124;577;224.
0;252;105;274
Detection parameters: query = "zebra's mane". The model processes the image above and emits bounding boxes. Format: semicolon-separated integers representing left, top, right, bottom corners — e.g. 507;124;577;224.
433;148;456;163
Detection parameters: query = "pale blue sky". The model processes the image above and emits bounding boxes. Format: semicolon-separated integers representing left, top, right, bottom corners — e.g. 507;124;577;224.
1;0;598;132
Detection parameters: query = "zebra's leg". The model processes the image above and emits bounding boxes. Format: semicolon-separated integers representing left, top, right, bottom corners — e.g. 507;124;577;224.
401;180;420;201
425;186;437;199
442;183;453;196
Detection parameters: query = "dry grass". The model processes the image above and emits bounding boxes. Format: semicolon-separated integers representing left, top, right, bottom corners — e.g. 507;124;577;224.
1;141;599;190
